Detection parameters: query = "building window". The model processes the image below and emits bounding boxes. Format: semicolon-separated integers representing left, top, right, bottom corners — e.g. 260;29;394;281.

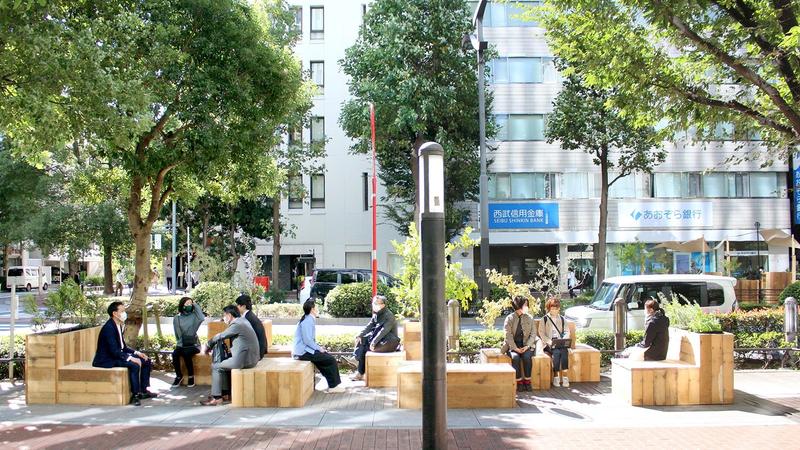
311;174;325;208
310;61;324;91
485;1;540;27
498;114;545;141
654;172;784;198
489;172;555;199
310;6;324;40
562;173;589;199
749;172;784;198
310;116;325;143
288;175;303;209
491;57;548;83
288;125;302;146
292;7;302;33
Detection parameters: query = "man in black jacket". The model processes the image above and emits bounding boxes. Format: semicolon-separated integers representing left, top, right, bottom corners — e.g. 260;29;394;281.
636;299;670;361
235;294;267;358
350;295;400;381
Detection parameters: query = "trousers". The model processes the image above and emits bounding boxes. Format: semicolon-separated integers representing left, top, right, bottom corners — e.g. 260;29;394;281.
354;336;400;374
507;349;533;379
113;358;151;395
172;346;200;378
297;351;341;389
551;347;569;372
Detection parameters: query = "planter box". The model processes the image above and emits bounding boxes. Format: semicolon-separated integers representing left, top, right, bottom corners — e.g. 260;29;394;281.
25;326;101;405
402;321;421;361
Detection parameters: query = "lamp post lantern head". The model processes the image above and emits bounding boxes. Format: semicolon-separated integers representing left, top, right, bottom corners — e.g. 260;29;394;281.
419;142;445;215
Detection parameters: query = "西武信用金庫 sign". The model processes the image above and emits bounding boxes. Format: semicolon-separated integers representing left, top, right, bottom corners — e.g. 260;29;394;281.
488;203;559;229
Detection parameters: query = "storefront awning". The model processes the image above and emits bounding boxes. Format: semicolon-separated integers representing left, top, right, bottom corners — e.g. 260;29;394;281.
760;228;800;248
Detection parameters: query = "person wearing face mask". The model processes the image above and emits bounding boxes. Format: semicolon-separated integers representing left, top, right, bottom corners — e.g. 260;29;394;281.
349;295;400;381
171;296;205;387
200;304;259;406
293;300;345;393
93;301;156;406
538;297;571;387
500;296;538;392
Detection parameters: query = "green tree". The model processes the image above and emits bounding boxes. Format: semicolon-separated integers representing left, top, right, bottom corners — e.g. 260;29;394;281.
535;1;800;158
340;0;496;237
0;0;311;340
545;74;665;286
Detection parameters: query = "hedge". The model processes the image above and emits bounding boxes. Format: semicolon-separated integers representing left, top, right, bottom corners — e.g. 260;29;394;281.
272;333;355;353
324;282;398;318
778;281;800;305
715;309;784;334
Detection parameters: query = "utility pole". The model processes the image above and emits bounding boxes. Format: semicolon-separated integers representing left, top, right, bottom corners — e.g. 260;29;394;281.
471;0;490;298
171;200;177;294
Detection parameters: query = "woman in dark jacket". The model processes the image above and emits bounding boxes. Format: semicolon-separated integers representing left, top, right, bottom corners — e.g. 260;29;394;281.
637;299;670;360
350;295;400;381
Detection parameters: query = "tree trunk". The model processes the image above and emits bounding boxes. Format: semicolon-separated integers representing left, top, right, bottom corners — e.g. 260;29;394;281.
271;195;281;292
229;209;239;274
102;242;114;295
411;135;424;231
125;222;153;343
202;207;210;249
596;148;609;289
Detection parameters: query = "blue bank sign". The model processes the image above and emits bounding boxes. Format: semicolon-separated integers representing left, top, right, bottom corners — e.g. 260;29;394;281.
488;202;559;229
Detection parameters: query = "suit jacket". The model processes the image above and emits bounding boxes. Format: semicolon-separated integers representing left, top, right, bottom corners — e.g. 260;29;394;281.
92;319;135;368
244;310;267;357
209;316;260;369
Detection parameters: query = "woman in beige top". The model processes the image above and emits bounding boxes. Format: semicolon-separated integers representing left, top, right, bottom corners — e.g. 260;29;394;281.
501;296;538;392
538;297;571;387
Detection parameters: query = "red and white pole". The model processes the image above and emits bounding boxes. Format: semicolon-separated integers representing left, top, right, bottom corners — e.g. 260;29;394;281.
370;103;378;298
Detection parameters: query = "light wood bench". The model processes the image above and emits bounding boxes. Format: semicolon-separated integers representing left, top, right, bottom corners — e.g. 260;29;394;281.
365;351;406;387
230;357;314;408
207;318;273;346
478;348;551;390
611;328;734;406
57;361;131;405
397;362;516;409
178;353;212;385
265;344;292;358
402;321;421;360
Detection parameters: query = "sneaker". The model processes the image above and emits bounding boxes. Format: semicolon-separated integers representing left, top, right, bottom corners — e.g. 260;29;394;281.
562;377;570;388
172;376;183;387
327;384;346;394
525;383;533;392
552;377;561;387
350;372;364;381
516;383;523;392
130;395;141;406
187;377;196;387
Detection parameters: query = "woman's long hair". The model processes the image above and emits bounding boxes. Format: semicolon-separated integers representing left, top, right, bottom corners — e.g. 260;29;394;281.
299;299;316;323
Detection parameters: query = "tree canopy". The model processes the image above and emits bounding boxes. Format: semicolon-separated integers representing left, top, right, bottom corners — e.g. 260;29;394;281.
340;0;496;237
535;0;800;163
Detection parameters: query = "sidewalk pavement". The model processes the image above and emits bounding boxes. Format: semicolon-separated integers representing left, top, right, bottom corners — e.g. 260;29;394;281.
1;370;799;448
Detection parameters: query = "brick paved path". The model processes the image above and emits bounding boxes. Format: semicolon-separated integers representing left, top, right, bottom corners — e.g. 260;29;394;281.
2;423;799;449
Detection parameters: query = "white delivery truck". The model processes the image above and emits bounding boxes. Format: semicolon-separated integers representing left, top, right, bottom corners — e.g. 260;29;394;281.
6;266;51;291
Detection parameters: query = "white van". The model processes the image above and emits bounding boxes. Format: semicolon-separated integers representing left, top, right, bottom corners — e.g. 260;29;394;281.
6;266;51;291
564;274;737;331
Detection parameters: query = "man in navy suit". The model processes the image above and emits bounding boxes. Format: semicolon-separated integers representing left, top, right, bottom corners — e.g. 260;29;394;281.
92;301;156;406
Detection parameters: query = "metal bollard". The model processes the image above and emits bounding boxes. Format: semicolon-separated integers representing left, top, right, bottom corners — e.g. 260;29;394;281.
447;299;461;351
785;297;798;347
613;297;627;351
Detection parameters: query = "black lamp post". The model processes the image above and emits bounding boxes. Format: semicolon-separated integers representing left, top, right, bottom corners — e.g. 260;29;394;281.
419;141;446;450
755;221;761;302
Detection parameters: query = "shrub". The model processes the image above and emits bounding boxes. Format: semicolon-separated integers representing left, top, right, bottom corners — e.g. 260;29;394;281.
457;329;504;353
325;282;398;318
254;303;304;318
191;282;239;317
715;309;784;334
659;292;721;333
147;295;183;317
734;331;792;349
778;281;800;305
25;280;106;329
270;333;355;353
576;329;648;365
265;288;289;304
84;275;105;286
0;334;26;379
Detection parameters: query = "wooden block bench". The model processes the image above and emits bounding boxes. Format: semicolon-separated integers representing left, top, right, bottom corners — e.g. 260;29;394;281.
179;353;212;385
611;328;734;406
57;361;131;405
265;344;292;358
366;351;406;387
208;318;273;346
402;321;421;360
397;362;516;409
231;357;314;408
478;348;551;390
568;344;601;383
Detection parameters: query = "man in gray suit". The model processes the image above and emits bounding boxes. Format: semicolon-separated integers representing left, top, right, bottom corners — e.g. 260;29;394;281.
200;304;260;406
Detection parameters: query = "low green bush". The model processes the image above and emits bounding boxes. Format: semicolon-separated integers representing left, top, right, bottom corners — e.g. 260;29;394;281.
147;295;184;317
325;282;398;318
0;335;26;379
778;281;800;306
576;329;648;365
660;293;722;333
270;333;355;353
84;275;105;286
457;329;504;353
191;282;239;317
734;331;792;349
254;303;304;318
265;288;289;304
715;309;784;334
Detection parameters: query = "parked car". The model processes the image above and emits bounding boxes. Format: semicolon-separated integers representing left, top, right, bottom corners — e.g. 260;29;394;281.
299;268;399;301
6;266;52;291
565;274;737;330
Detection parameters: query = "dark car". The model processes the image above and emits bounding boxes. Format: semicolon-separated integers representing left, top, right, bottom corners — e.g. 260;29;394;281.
306;268;398;300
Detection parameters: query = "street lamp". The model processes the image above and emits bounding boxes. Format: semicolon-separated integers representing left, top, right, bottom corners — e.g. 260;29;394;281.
419;141;446;450
755;221;761;302
470;0;490;299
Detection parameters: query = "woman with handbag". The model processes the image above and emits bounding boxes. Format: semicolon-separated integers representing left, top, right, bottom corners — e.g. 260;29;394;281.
538;297;571;387
171;296;205;387
501;296;538;392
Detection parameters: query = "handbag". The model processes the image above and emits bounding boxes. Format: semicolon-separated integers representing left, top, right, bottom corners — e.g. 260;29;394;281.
181;334;198;347
211;341;231;364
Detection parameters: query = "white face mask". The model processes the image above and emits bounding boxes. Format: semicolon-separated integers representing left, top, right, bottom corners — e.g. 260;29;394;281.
119;311;128;322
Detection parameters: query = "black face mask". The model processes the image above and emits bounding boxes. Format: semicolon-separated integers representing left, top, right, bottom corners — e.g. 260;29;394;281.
183;305;194;314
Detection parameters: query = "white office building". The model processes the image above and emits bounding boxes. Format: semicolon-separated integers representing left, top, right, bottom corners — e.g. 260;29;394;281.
263;0;791;291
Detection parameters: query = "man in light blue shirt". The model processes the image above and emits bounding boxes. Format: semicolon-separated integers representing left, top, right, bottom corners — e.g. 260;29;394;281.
292;300;344;393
